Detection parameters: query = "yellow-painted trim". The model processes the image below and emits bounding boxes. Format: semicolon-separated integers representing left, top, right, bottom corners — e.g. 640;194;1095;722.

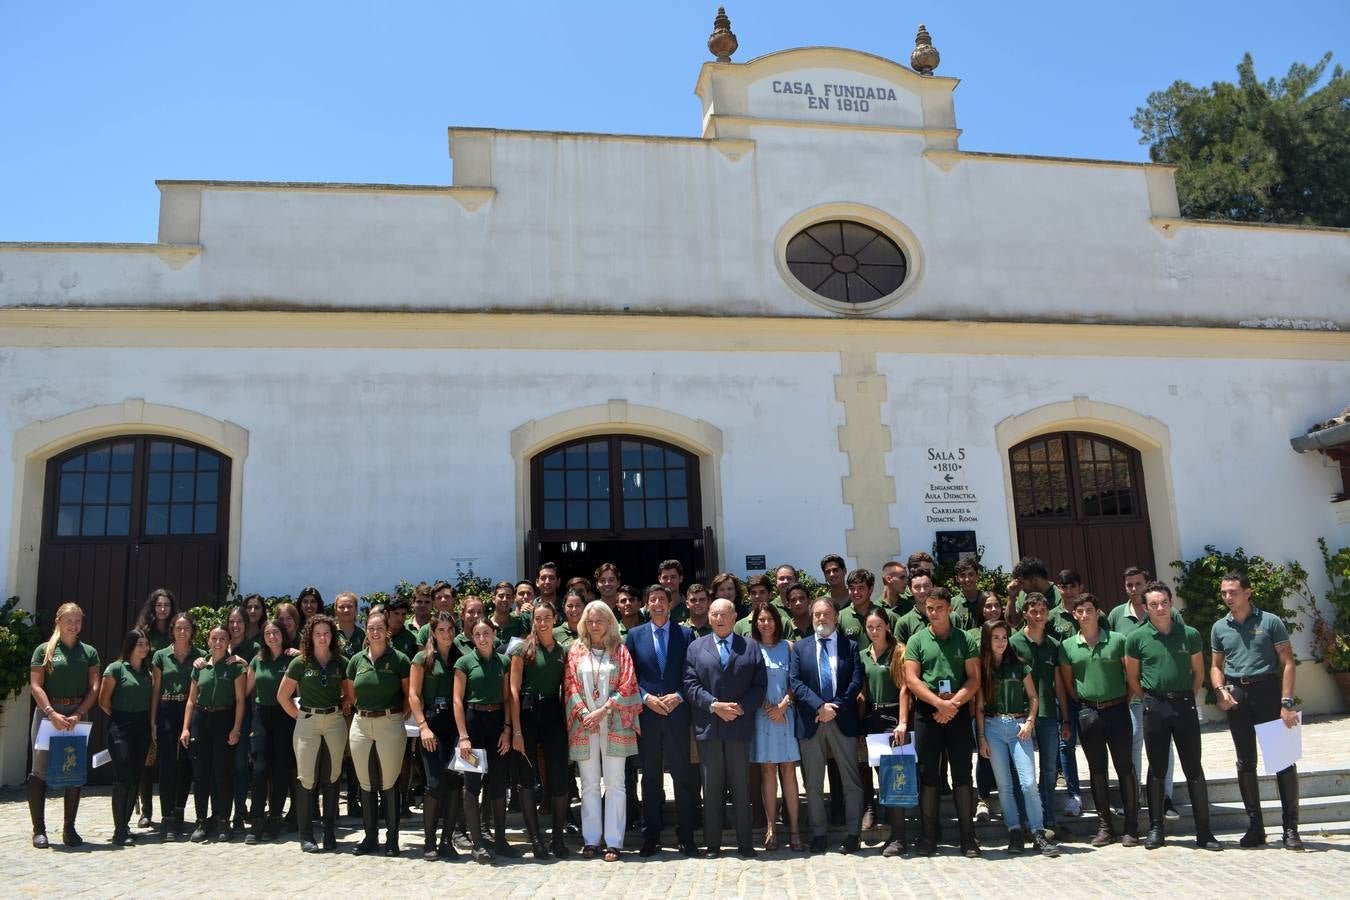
694;46;961;98
154;179;492;199
993;398;1180;600
448;126;730;147
834;352;900;569
708;114;959;140
6;400;249;608
1;309;1346;360
925;149;1176;172
0;242;201;256
1151;216;1350;237
509;403;725;575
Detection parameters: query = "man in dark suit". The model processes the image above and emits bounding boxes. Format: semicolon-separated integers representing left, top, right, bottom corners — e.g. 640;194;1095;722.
790;598;866;852
626;584;699;857
683;598;766;859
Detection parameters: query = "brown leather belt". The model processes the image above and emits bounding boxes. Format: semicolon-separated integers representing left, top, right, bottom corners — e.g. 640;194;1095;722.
1082;696;1127;710
1226;672;1278;685
51;696;85;705
356;708;401;718
159;693;188;702
469;703;503;712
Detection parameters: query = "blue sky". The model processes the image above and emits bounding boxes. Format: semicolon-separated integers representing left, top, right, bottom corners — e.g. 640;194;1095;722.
2;1;1346;242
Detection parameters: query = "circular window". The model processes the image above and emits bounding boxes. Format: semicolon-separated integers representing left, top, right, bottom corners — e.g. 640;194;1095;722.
785;220;908;305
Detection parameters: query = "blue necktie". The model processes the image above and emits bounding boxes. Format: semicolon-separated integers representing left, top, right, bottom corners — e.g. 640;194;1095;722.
655;626;667;672
818;637;834;698
718;637;730;669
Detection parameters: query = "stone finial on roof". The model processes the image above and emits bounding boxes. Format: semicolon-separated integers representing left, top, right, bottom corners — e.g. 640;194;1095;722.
910;24;940;75
708;7;738;62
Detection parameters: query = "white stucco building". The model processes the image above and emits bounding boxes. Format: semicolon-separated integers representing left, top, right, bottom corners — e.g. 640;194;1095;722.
1;32;1347;783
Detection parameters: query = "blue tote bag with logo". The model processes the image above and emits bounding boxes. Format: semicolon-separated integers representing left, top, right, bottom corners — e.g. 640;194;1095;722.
47;732;89;789
877;736;918;808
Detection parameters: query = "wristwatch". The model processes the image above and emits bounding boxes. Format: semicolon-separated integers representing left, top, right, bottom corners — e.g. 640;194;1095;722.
1280;697;1296;710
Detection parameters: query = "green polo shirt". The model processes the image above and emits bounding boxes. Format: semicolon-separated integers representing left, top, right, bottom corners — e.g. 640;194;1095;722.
285;655;348;709
152;645;203;697
455;650;508;705
786;620;812;641
388;627;420;660
837;602;899;651
514;639;567;698
1211;608;1290;680
887;591;915;618
1058;630;1129;703
1047;601;1110;642
1014;584;1064;614
689;622;714;639
31;640;100;698
191;658;243;707
337;625;366;659
1107;603;1183;638
903;626;977;694
552;624;580;649
895;603;971;646
348;649;410;711
146;626;174;653
231;636;259;663
488;613;530;642
1125;620;1202;694
1011;630;1061;719
985;657;1031;717
103;659;153;712
250;654;291;707
860;643;902;705
412;648;459;709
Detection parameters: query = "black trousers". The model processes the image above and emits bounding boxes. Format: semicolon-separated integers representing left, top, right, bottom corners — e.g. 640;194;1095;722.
513;698;568;797
108;710;152;787
637;711;698;843
698;738;751;851
190;708;238;823
1142;693;1205;786
156;700;193;813
463;707;508;801
1226;677;1292;774
1079;702;1135;803
249;704;296;818
914;704;974;788
417;707;465;796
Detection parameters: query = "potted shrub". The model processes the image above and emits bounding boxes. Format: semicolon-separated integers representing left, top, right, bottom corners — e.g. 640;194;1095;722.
1303;539;1350;702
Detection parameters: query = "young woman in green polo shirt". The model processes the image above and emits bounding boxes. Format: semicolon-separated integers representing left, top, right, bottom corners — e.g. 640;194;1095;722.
861;609;909;857
297;586;324;628
244;619;295;844
278;613;351;853
409;612;465;861
275;602;303;650
180;625;245;843
98;628;154;846
28;601;101;848
223;605;257;832
510;601;571;859
347;610;410;857
453;619;514;864
132;588;175;828
554;589;585;648
967;591;1004;825
974;620;1058;857
151;612;202;840
242;593;266;642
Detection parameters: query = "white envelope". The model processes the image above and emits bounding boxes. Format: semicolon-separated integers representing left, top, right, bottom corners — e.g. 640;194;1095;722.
91;749;112;768
404;715;420;738
34;720;93;750
450;747;489;774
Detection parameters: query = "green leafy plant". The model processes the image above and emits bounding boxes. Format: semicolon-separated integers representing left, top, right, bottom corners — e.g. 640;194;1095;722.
1171;546;1308;681
186;605;229;648
0;597;44;714
932;546;1010;597
1301;538;1350;672
454;570;494;600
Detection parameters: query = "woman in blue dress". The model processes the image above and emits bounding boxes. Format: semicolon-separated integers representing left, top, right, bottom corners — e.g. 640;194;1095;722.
750;603;801;851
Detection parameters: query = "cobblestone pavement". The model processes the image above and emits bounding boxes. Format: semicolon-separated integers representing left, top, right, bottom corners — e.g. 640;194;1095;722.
6;716;1350;898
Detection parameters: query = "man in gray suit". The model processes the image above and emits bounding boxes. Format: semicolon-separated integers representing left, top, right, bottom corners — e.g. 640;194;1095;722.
683;599;767;859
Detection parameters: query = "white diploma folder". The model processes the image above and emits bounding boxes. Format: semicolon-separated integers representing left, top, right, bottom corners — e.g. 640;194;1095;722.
1255;713;1302;776
34;720;93;750
450;747;489;774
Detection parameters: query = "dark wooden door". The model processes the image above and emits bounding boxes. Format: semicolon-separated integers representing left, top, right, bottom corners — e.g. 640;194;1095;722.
528;435;710;585
36;436;230;780
1010;432;1153;609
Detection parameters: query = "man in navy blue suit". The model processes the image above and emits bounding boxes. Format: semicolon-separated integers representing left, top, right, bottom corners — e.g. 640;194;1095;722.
683;598;766;859
790;598;865;852
625;584;699;857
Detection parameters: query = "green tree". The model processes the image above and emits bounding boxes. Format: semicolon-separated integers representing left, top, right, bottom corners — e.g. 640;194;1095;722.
1133;52;1349;227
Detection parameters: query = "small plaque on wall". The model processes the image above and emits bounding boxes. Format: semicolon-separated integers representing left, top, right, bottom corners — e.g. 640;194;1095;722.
745;555;767;571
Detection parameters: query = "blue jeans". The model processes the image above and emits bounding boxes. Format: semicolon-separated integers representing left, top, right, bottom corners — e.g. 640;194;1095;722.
1057;696;1081;798
1009;719;1059;827
1130;700;1174;798
984;715;1042;832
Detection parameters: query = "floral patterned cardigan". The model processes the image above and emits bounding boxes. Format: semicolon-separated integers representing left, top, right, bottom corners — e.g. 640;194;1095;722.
563;640;642;761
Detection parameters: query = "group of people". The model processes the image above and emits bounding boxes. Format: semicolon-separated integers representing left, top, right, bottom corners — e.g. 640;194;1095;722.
26;551;1306;861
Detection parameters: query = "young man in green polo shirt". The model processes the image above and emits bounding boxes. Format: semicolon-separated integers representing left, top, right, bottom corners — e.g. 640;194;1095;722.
1210;571;1303;850
820;554;850;608
1058;592;1139;846
1108;566;1179;820
1011;593;1072;838
1123;581;1221;852
1004;557;1063;630
880;560;912;617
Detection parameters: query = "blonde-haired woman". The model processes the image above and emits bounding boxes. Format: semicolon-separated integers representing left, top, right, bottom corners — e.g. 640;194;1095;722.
562;600;641;861
28;602;102;848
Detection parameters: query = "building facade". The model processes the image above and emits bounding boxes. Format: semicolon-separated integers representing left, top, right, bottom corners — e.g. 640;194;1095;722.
1;40;1347;783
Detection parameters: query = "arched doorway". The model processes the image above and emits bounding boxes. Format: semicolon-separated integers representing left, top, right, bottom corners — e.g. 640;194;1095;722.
1009;432;1154;608
527;434;713;589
